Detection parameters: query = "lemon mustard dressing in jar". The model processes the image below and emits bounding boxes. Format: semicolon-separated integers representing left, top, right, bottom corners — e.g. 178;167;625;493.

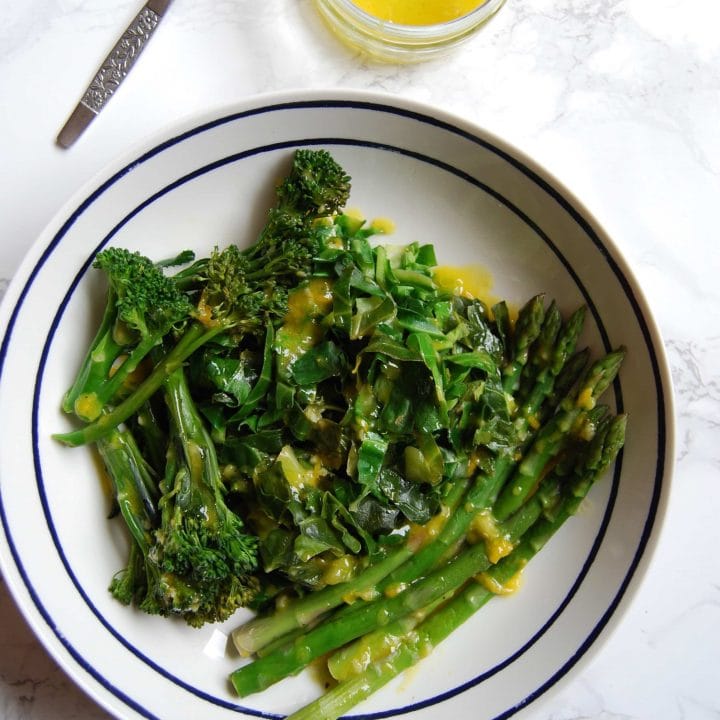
314;0;506;61
351;0;488;25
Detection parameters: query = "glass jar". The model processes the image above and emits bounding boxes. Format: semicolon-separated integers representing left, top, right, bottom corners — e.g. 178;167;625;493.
314;0;506;62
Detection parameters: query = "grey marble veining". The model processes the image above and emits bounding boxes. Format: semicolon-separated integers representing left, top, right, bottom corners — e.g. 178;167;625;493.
0;580;111;719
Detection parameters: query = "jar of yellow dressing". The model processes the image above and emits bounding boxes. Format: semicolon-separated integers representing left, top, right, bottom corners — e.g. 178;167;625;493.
314;0;506;61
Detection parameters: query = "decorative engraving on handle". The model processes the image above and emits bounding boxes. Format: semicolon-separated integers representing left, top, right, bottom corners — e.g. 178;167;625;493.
81;7;160;113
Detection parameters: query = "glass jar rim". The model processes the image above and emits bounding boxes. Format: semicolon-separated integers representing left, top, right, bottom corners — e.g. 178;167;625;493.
328;0;505;36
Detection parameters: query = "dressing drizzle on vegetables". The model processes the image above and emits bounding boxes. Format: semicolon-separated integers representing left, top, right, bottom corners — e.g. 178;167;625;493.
56;150;627;720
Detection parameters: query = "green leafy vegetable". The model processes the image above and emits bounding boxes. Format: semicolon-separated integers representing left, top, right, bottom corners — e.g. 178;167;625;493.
55;149;626;717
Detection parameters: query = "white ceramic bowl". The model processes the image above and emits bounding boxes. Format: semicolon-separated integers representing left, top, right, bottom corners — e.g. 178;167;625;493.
0;90;674;720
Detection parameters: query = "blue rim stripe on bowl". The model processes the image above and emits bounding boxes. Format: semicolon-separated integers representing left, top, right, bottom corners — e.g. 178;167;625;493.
0;99;667;720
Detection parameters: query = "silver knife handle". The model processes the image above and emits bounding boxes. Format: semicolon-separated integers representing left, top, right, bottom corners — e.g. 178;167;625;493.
81;6;161;113
57;0;173;147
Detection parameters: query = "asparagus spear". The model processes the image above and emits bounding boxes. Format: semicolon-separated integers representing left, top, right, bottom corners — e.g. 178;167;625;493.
229;540;495;696
232;545;412;657
231;475;470;656
228;403;610;698
493;347;625;521
320;411;610;684
515;300;562;404
231;302;587;656
325;475;560;682
377;309;590;587
325;590;453;683
500;294;546;393
285;414;627;720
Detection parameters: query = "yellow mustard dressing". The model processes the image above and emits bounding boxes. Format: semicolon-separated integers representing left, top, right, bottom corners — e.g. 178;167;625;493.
351;0;487;25
433;264;500;309
74;392;104;422
477;567;525;595
469;509;514;563
344;207;366;222
371;216;396;235
276;278;334;368
407;503;450;550
277;445;325;490
343;208;395;236
321;555;359;585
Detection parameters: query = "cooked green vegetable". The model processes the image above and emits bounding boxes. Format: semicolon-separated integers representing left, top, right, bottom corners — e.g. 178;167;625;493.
62;247;194;422
54;148;351;448
286;415;627;720
55;149;626;714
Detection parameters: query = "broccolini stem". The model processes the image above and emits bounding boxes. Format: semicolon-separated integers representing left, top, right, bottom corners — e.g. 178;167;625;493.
95;427;157;553
96;425;160;608
130;400;167;477
53;322;223;447
61;286;122;415
76;332;165;422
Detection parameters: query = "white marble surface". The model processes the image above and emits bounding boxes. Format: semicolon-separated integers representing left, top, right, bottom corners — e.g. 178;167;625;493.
1;1;719;718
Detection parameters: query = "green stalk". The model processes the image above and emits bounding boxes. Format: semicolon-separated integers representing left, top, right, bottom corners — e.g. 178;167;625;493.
326;485;550;683
255;612;333;658
229;540;495;697
501;294;546;393
229;473;560;697
130;400;167;478
95;427;157;552
493;348;625;521
515;300;561;402
232;545;414;657
53;322;223;447
286;414;627;720
231;475;470;656
326;590;453;682
95;426;159;607
61;285;123;414
543;347;590;416
515;307;586;430
75;333;163;422
285;579;490;720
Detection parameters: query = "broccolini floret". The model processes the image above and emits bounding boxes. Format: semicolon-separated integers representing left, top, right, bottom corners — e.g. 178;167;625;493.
153;366;259;625
98;392;259;627
55;149;351;448
273;147;352;218
62;248;193;422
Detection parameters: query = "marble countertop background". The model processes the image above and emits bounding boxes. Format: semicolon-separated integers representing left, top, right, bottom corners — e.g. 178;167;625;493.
1;1;718;718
